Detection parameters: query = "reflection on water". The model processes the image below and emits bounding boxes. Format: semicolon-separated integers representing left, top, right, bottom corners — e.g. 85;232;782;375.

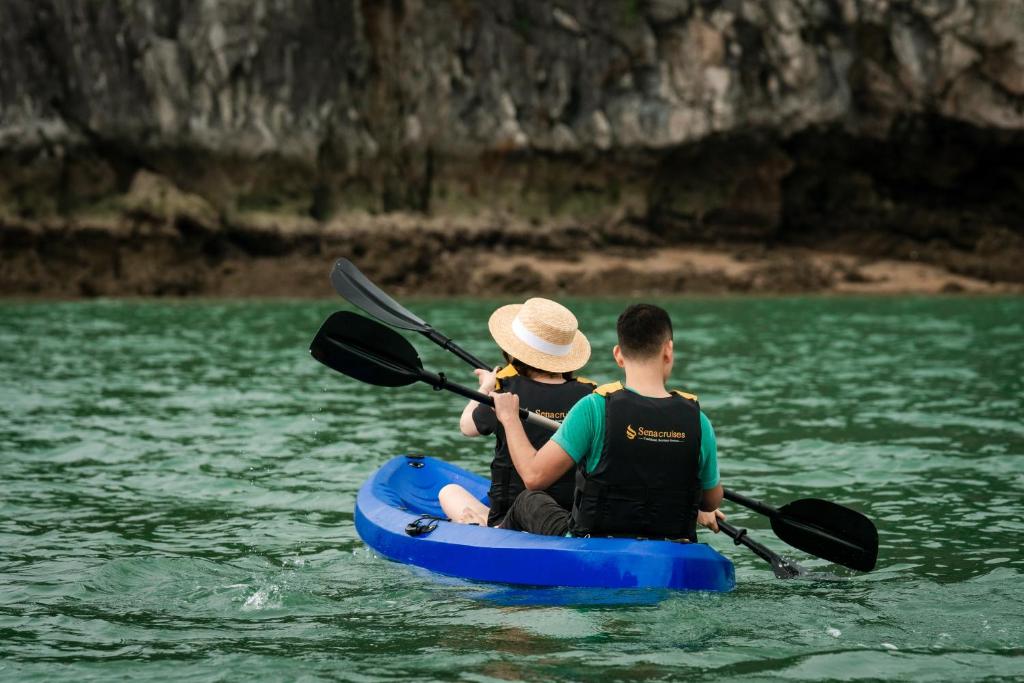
0;297;1021;681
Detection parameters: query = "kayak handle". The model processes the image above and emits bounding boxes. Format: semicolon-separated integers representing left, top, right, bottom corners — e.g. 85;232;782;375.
405;515;444;537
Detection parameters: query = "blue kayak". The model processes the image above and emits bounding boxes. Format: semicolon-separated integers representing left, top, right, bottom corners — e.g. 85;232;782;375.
354;455;735;592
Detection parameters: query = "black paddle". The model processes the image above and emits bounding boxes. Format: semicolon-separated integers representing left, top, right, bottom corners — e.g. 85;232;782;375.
723;489;877;572
311;310;820;579
330;258;491;370
718;520;810;579
311;311;561;432
326;259;880;574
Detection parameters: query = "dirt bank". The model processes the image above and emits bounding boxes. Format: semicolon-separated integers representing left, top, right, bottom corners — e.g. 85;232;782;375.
2;207;1018;299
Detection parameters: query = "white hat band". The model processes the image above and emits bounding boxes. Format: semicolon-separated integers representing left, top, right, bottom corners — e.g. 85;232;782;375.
512;316;573;357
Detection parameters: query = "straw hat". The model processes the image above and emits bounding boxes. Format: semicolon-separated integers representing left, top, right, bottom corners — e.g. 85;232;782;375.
488;298;591;373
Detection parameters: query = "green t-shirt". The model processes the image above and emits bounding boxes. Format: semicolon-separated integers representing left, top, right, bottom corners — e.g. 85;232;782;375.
551;389;720;489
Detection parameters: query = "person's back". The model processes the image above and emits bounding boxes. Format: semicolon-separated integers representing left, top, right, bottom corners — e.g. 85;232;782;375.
490;303;724;538
570;380;703;540
476;363;594;525
440;297;593;526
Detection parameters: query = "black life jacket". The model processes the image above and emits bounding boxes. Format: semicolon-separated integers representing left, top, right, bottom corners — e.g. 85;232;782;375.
487;365;595;526
570;382;703;541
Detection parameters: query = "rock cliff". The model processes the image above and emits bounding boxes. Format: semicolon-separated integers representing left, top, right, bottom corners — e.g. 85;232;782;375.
1;0;1022;296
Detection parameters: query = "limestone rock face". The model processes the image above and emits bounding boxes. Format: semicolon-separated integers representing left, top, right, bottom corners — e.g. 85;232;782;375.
2;0;1022;157
1;0;1023;294
4;1;1019;154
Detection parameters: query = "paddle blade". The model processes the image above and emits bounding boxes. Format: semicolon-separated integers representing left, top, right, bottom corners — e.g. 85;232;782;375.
330;259;429;332
769;554;805;580
772;499;879;572
310;311;424;387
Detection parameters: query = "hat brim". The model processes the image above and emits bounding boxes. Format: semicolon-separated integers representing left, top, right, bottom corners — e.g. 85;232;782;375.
488;304;591;374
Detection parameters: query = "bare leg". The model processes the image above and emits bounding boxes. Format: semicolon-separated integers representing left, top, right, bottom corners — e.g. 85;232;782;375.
439;484;490;525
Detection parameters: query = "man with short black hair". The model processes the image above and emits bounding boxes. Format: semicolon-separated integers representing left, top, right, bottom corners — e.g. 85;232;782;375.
492;303;724;538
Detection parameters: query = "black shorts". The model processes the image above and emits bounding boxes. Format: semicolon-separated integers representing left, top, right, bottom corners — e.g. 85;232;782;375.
498;490;570;536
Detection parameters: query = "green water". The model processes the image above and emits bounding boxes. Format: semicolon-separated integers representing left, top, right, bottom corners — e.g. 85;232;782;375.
1;298;1022;681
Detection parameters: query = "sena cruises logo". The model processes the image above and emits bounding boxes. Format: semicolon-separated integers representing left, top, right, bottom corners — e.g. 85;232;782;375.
626;424;686;443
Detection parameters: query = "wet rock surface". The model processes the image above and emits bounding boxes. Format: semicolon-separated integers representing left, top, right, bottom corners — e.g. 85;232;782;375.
2;211;1017;298
1;1;1022;297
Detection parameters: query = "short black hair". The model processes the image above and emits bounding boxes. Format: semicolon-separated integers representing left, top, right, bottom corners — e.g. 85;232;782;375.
616;304;673;358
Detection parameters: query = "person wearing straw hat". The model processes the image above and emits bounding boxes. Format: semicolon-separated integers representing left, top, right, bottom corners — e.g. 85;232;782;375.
439;298;596;527
491;303;725;539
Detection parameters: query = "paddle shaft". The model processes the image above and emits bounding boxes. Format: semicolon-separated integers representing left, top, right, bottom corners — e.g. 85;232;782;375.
414;366;561;432
422;328;491;371
718;520;792;573
724;488;776;516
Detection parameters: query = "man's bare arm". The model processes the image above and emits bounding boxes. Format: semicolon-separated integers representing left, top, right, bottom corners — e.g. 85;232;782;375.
698;484;725;532
701;484;723;511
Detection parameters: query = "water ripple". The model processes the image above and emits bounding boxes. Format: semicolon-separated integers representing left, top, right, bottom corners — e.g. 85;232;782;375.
0;297;1021;681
